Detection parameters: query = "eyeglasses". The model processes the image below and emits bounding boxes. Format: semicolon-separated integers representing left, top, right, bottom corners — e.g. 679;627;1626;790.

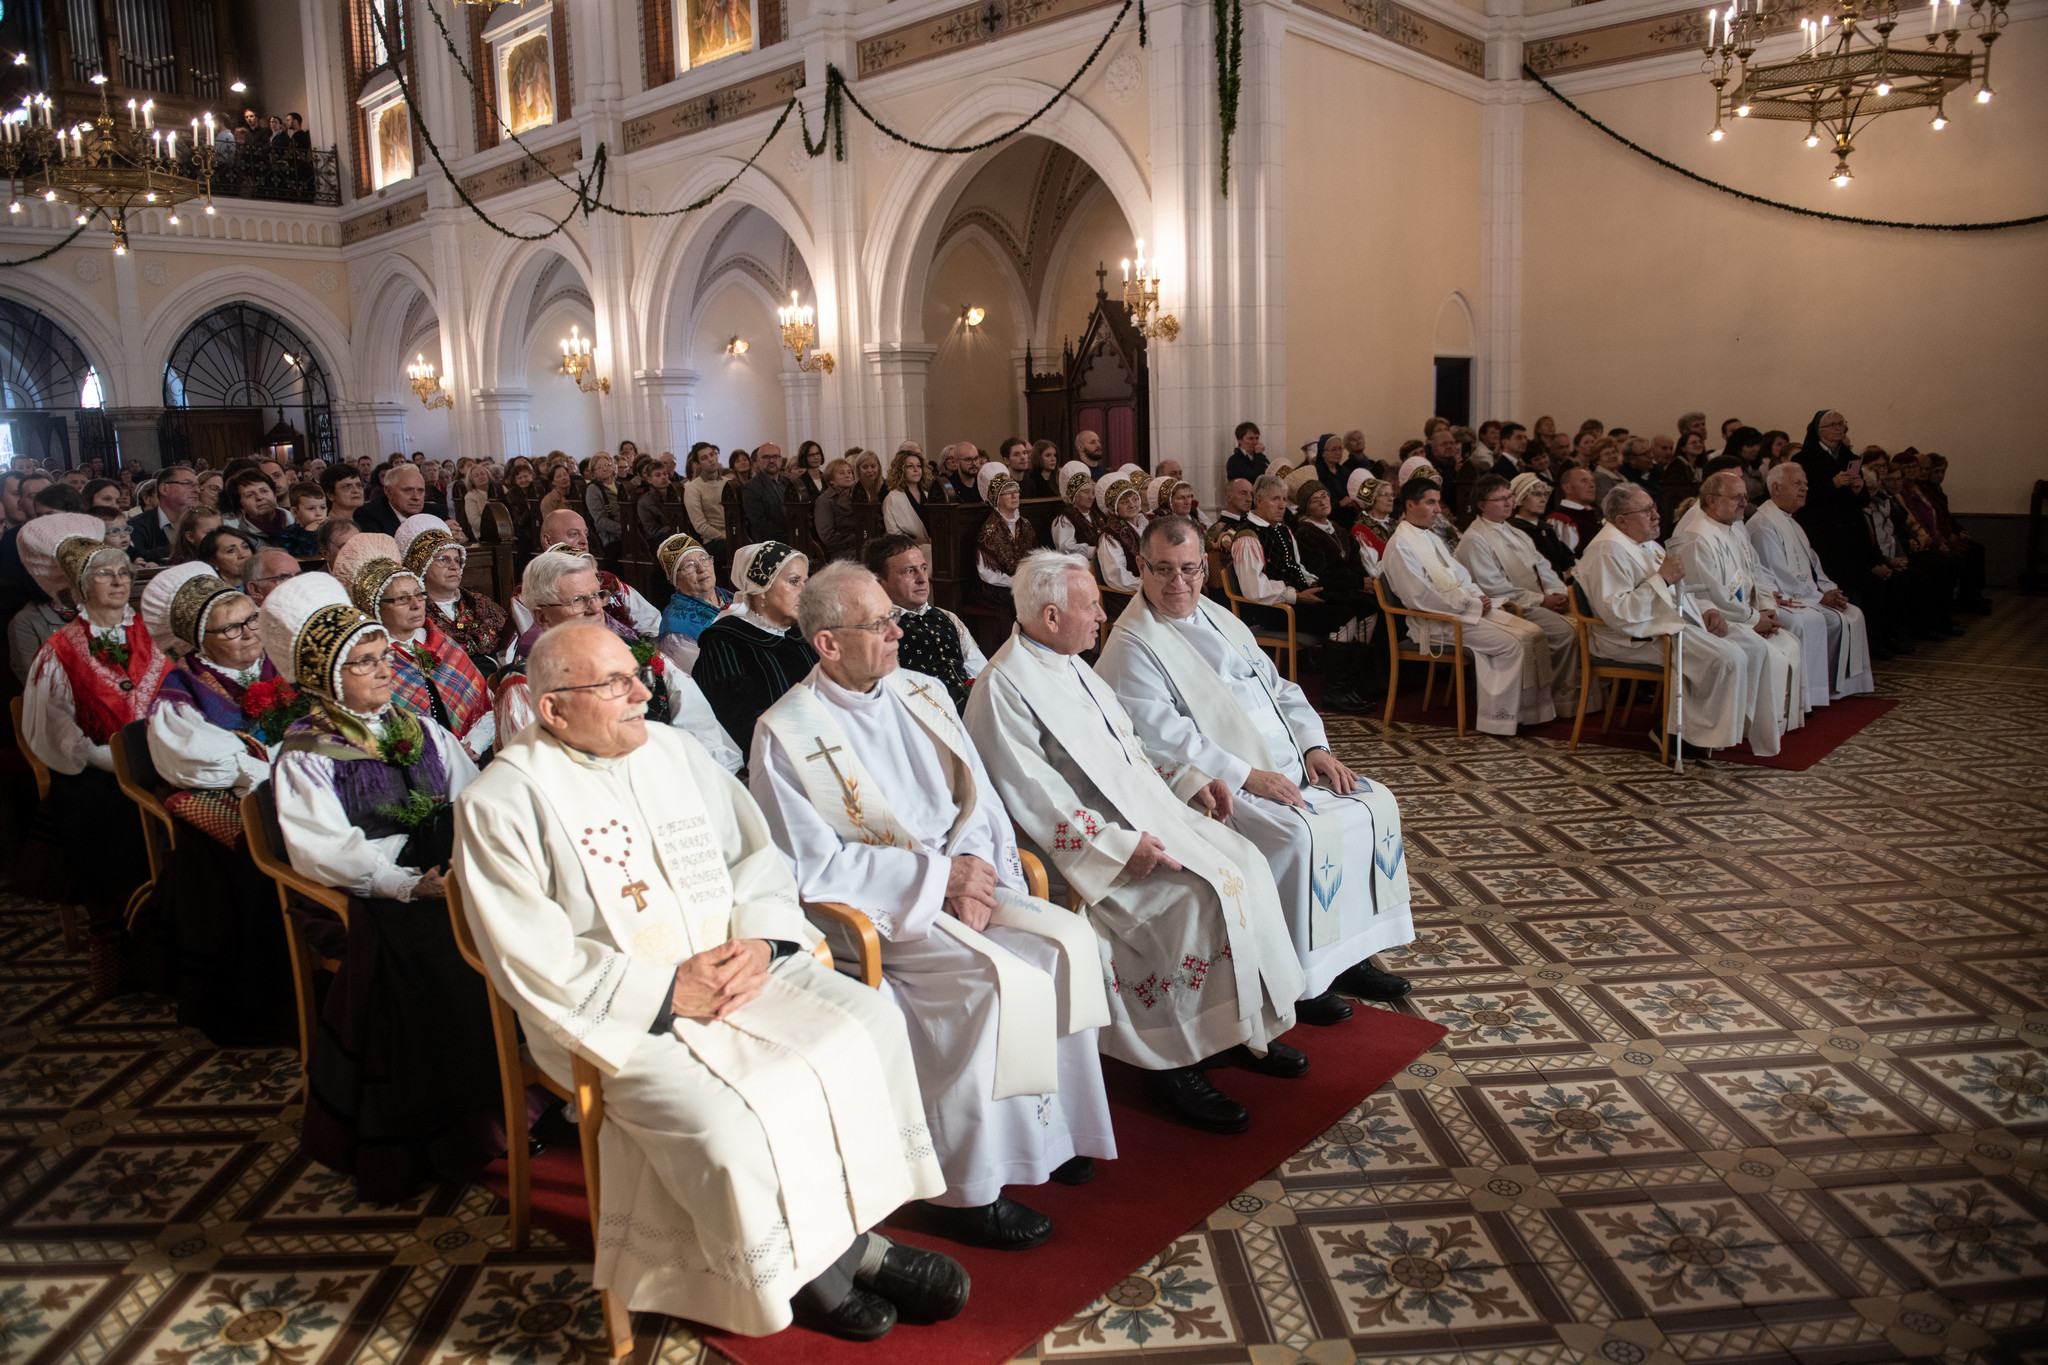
1143;560;1207;582
380;590;427;608
204;618;259;640
541;591;605;613
86;566;132;582
432;551;464;568
828;607;907;636
545;672;641;701
340;651;396;675
247;568;298;589
158;477;197;489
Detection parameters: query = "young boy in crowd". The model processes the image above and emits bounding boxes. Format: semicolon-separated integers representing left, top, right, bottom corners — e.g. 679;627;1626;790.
279;482;326;557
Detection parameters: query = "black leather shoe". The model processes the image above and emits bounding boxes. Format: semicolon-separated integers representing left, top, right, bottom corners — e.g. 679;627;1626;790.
1050;1155;1095;1185
862;1243;971;1323
1206;1041;1310;1078
1296;990;1353;1026
1145;1066;1250;1134
793;1285;896;1341
1334;959;1413;1001
920;1196;1052;1250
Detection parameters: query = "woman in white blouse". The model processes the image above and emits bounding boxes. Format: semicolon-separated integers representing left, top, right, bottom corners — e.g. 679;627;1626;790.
883;449;932;544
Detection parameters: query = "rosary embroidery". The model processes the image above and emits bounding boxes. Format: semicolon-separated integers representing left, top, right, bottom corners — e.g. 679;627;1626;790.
579;820;650;912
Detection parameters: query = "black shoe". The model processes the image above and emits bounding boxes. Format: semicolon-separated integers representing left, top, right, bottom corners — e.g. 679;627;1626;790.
862;1242;971;1323
1320;686;1375;716
1144;1066;1250;1134
1295;990;1353;1026
793;1285;896;1341
1206;1041;1310;1078
920;1196;1052;1250
1050;1155;1095;1185
1333;959;1412;1001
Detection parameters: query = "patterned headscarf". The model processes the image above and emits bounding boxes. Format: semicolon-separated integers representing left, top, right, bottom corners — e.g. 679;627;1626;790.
731;541;805;600
657;533;708;585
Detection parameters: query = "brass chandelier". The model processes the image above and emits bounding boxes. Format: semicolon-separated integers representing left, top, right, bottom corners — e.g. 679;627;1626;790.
1703;0;2009;186
2;70;217;252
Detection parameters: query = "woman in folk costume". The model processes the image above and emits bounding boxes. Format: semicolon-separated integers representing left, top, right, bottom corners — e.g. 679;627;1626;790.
974;462;1038;608
693;541;818;755
1348;471;1397;566
261;572;501;1200
1095;475;1146;594
1049;460;1101;554
20;513;169;981
139;562;296;1041
336;533;496;761
396;514;511;671
654;532;730;674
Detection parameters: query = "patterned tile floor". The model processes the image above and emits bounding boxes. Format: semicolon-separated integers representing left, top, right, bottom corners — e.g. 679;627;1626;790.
2;595;2043;1365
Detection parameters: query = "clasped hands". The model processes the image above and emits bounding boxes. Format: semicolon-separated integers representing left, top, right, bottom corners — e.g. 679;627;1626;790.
669;938;773;1021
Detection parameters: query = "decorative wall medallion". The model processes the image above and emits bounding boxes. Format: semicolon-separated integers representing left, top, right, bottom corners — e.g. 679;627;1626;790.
633;183;655;212
144;259;171;287
786;131;809;177
73;257;102;284
870;124;898;161
1104;51;1141;102
314;268;339;294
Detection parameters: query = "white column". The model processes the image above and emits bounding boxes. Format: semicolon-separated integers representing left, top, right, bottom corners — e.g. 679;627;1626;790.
108;408;165;472
861;343;937;449
780;370;823;451
331;401;388;466
297;0;348;170
1481;0;1525;425
371;401;409;455
798;0;864;458
475;389;535;462
637;369;702;454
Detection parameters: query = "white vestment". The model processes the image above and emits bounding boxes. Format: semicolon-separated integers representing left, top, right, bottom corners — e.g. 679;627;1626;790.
453;724;941;1336
964;631;1305;1068
1575;524;1768;753
1096;595;1412;997
1454;517;1589;711
493;665;741;775
751;668;1115;1208
1747;499;1874;703
1669;505;1808;753
1381;521;1555;735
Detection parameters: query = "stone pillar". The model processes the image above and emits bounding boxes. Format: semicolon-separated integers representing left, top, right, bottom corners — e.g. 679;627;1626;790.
107;407;165;472
1481;0;1525;425
370;402;410;456
780;370;823;452
330;400;390;467
862;343;937;450
637;370;702;455
474;390;534;462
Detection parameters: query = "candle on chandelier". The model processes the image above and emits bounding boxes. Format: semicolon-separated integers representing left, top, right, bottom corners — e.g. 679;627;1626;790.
1705;8;1715;45
143;99;154;129
126;98;136;128
167;131;176;158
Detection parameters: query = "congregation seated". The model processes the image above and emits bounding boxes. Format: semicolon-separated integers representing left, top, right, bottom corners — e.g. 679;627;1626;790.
1094;474;1146;593
963;550;1311;1135
1454;473;1589;716
1380;478;1559;736
693;541;819;756
883;449;933;544
1096;516;1414;1025
497;551;740;773
334;533;496;761
1048;462;1101;556
1542;466;1603;568
749;562;1113;1252
258;572;502;1201
811;456;862;560
653;532;730;674
1746;463;1875;705
1505;472;1580;582
453;622;970;1341
1205;478;1254;551
868;533;984;711
1346;473;1397;565
141;563;293;1042
398;514;512;670
508;509;662;642
974;462;1037;608
1231;475;1356;640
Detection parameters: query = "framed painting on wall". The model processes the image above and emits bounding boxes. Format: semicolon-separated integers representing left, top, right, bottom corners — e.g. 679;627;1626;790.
366;91;412;189
683;0;754;70
497;25;556;133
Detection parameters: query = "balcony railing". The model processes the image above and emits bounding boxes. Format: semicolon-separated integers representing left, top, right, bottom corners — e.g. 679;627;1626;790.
208;145;343;208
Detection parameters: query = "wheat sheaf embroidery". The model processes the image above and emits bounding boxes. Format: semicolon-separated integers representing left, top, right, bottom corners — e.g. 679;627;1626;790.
806;735;899;848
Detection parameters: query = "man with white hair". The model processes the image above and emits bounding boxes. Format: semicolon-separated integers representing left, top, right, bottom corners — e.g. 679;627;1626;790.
1668;470;1809;752
1576;484;1768;758
1747;462;1874;705
495;552;740;773
1454;474;1587;717
355;462;424;537
965;550;1307;1136
243;547;301;605
455;622;968;1341
508;509;662;640
1097;517;1414;1026
751;562;1114;1250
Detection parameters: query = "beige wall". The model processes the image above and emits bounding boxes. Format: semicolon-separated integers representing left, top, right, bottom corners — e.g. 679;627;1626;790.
923;235;1025;451
691;284;791;453
1521;16;2048;514
1284;34;1487;470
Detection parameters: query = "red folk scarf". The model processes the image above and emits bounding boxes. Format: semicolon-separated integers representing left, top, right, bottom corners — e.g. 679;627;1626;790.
42;614;168;746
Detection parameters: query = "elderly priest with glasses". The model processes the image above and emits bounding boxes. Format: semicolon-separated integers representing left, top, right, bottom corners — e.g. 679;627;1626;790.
454;622;970;1342
749;562;1115;1255
1096;515;1415;1027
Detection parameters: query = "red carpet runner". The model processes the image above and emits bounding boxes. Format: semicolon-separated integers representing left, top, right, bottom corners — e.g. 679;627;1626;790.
484;1007;1447;1365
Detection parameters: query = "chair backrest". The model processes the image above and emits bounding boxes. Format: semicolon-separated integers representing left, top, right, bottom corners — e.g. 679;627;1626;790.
115;721;165;792
1570;580;1597;622
11;694;50;801
241;785;351;917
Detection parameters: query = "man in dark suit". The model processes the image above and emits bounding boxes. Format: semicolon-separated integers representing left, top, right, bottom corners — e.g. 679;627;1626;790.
1225;422;1268;486
740;443;789;541
354;463;424;536
128;464;201;562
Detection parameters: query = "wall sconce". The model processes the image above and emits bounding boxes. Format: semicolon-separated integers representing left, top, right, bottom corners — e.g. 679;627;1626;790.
561;324;610;395
777;291;834;375
1119;239;1180;342
407;353;453;410
961;306;985;327
725;335;749;355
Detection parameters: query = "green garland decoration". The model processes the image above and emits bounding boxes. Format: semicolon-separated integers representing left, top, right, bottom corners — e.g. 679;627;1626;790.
1215;0;1243;196
0;219;96;269
1524;64;2048;233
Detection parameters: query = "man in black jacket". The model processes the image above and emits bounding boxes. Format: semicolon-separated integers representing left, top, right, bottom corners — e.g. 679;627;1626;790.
1225;422;1268;486
128;464;200;562
354;463;424;536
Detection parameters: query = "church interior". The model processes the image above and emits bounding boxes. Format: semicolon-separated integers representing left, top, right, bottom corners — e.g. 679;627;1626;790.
0;0;2045;1359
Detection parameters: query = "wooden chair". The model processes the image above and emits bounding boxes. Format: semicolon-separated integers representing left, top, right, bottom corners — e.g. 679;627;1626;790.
1220;562;1299;682
1566;582;1673;765
240;787;349;1104
1371;576;1470;737
446;877;633;1361
109;722;178;930
806;850;1052;984
13;694;81;947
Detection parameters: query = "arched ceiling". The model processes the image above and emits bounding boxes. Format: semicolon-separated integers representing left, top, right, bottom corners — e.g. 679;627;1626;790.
935;136;1105;307
695;206;813;307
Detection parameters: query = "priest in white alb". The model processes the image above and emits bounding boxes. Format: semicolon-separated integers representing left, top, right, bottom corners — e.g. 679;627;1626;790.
1453;473;1589;716
1096;515;1414;1026
453;623;968;1343
750;562;1115;1253
1667;470;1809;751
1380;478;1556;735
964;551;1308;1137
1747;461;1874;707
1576;485;1768;757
